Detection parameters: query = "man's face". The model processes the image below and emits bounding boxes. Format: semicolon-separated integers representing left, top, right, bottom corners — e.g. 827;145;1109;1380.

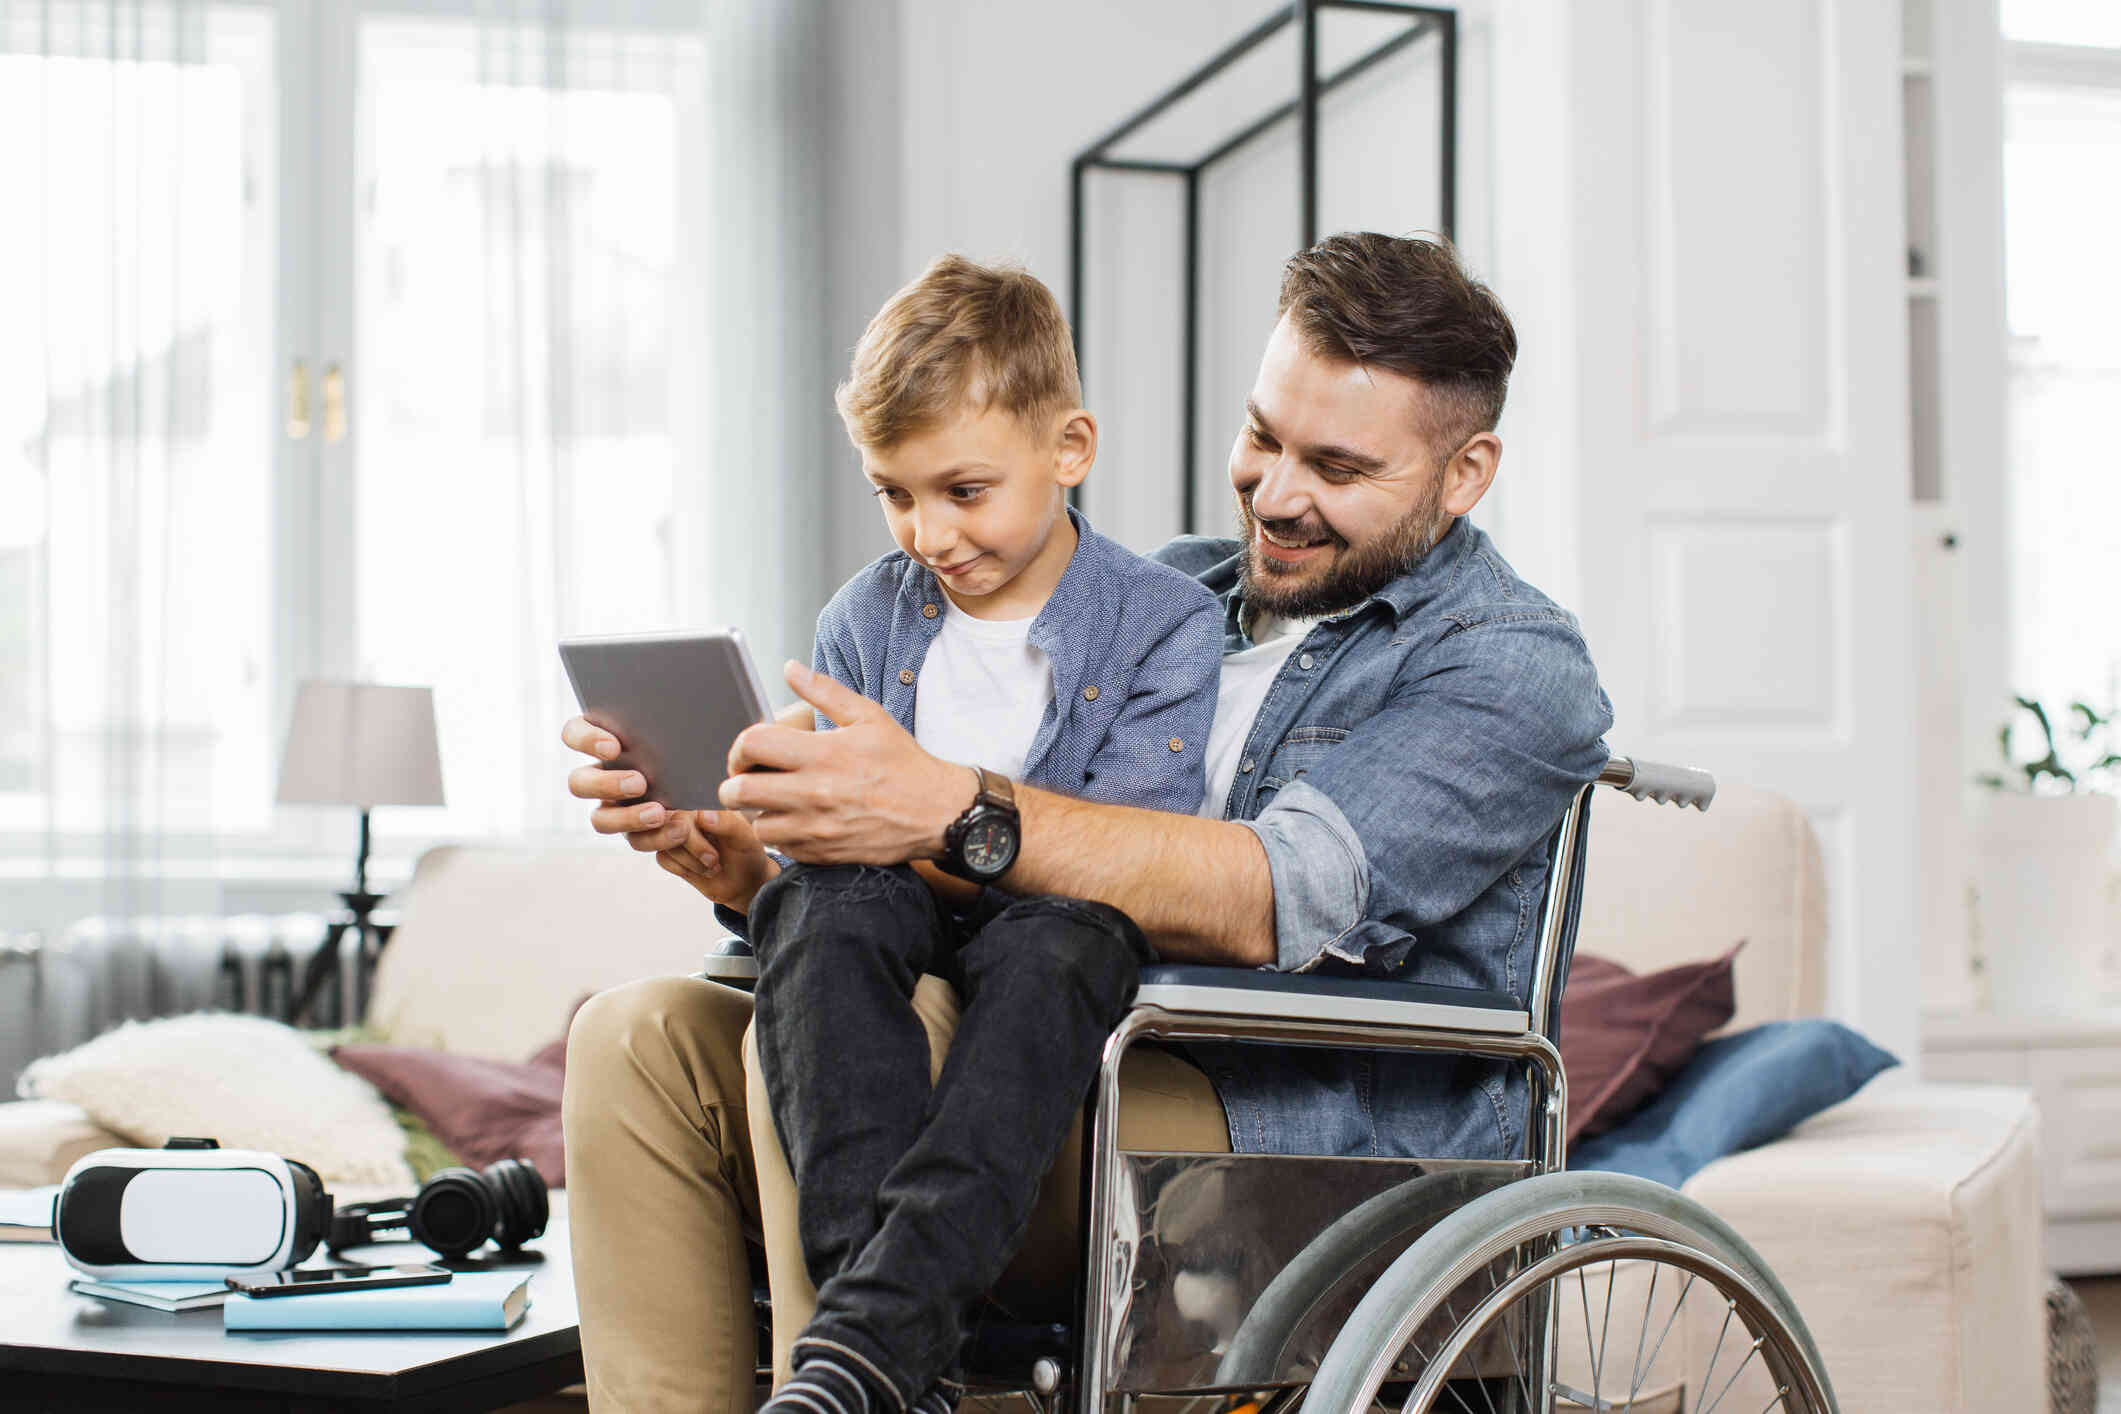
1228;315;1461;619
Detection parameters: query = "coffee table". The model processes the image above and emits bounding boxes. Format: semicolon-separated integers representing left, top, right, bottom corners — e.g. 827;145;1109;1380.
0;1212;582;1411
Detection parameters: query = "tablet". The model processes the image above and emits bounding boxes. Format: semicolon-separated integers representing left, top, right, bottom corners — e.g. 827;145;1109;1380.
557;628;774;810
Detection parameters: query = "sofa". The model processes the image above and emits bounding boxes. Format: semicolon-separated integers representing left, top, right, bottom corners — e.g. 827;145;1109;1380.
0;784;2046;1409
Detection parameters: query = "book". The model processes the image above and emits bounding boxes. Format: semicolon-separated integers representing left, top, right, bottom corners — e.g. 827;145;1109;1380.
223;1270;532;1331
69;1279;231;1313
0;1185;58;1243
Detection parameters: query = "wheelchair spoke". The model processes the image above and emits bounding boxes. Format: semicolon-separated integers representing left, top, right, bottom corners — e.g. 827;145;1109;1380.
1755;1390;1792;1414
1595;1259;1616;1406
1624;1272;1693;1408
1497;1295;1529;1409
1575;1263;1599;1408
1698;1297;1737;1399
1624;1264;1658;1401
1698;1335;1766;1414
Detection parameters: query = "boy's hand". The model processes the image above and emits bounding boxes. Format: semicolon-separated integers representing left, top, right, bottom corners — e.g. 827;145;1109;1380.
561;716;688;852
655;810;781;913
561;699;816;856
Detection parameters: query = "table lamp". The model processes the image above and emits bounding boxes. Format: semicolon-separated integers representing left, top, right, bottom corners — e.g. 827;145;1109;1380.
275;681;447;938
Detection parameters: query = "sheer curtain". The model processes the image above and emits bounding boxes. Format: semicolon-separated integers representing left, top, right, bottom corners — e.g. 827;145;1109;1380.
352;0;834;845
0;1;276;1069
2;0;840;1073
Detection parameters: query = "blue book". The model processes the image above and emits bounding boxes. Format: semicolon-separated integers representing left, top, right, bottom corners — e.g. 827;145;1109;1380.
223;1271;531;1331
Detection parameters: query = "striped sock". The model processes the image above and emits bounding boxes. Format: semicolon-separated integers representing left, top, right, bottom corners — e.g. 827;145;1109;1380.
765;1356;878;1414
911;1387;956;1414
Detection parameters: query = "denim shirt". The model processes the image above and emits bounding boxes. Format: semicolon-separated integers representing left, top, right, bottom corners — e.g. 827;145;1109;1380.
1160;517;1613;1160
716;508;1223;938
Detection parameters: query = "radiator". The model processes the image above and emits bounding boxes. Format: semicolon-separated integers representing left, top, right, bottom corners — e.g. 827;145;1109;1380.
5;914;344;1097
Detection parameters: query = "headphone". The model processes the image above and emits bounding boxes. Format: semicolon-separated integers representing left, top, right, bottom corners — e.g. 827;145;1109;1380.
328;1158;549;1260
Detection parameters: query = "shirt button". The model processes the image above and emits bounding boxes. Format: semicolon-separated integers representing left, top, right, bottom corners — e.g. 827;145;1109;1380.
1083;685;1100;701
1168;737;1184;752
1298;652;1315;670
1240;758;1255;774
898;668;915;686
922;603;939;619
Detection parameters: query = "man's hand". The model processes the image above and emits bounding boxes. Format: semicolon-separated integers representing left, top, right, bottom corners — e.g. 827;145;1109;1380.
561;699;817;857
720;661;975;866
653;809;780;913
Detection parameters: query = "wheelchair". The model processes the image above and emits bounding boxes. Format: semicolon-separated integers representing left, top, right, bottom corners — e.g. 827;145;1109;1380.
706;755;1837;1414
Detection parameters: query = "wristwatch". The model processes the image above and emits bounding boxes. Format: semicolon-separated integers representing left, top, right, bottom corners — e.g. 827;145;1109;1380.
940;766;1020;882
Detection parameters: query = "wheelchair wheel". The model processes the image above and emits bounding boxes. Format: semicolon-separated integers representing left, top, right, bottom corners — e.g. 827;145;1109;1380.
1305;1172;1837;1414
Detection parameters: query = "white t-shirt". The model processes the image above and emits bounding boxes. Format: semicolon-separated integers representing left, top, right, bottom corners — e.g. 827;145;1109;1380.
1199;611;1319;818
913;598;1055;781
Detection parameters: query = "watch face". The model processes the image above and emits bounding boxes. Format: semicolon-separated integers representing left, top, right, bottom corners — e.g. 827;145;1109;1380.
962;814;1019;877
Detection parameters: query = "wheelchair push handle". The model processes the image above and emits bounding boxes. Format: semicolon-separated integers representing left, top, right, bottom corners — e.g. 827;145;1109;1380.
1599;754;1716;811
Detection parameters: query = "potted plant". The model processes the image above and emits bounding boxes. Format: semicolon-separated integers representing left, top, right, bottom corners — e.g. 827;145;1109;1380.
1973;698;2120;1014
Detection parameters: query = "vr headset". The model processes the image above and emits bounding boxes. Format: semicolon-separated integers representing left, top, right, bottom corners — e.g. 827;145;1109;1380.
56;1138;332;1282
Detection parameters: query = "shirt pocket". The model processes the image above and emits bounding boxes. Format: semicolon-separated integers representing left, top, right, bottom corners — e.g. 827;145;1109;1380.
1259;724;1351;800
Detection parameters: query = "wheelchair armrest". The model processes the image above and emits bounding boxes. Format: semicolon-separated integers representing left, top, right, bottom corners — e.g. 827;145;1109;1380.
1133;964;1528;1035
701;936;759;984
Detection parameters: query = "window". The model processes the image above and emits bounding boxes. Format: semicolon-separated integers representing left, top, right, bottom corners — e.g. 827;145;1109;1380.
2002;8;2121;711
2;2;710;884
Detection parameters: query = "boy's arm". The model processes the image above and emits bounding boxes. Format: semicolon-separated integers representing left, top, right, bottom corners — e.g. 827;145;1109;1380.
1078;596;1222;814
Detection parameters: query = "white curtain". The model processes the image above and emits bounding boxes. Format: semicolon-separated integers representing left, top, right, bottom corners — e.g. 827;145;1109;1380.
1;0;274;929
354;0;833;843
1;0;840;1062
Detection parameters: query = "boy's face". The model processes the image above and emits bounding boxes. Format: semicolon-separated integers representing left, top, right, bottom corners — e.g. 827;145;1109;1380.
862;402;1093;614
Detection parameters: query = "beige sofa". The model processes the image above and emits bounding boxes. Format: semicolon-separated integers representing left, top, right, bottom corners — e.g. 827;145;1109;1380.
1;785;2045;1409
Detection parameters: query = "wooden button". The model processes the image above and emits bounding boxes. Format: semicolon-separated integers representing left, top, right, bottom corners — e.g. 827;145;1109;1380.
899;668;915;685
1168;737;1185;752
922;603;939;619
1083;685;1100;701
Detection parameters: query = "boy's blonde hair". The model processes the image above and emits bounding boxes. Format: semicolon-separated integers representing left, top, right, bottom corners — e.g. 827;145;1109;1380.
836;254;1082;452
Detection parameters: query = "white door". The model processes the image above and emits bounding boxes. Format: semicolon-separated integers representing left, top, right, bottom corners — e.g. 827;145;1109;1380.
1496;0;1920;1062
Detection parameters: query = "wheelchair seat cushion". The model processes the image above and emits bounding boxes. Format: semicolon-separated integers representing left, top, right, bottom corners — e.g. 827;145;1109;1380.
1135;964;1521;1017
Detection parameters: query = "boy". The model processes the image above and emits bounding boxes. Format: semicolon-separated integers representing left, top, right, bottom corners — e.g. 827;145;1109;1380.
669;254;1221;1414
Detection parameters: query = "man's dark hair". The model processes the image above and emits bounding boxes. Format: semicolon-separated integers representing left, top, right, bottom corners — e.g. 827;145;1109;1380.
1276;232;1518;457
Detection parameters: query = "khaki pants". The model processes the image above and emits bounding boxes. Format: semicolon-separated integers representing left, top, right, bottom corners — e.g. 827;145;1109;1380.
563;975;1228;1414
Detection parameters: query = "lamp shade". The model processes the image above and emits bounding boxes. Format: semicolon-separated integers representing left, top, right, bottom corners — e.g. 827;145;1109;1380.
276;681;446;809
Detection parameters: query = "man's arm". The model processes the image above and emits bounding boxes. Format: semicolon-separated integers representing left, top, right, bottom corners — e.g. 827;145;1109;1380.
721;661;1273;964
1006;786;1275;965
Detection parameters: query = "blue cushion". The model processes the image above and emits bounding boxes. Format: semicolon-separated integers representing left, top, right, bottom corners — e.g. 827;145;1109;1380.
1570;1019;1897;1189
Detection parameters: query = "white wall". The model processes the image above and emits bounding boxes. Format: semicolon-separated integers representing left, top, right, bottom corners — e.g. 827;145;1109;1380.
823;0;1489;566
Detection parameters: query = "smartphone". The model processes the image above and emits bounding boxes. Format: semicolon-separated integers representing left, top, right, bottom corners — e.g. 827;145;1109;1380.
226;1263;451;1298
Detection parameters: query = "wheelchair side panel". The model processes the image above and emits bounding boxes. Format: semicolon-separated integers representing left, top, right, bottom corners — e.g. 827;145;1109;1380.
1105;1152;1528;1394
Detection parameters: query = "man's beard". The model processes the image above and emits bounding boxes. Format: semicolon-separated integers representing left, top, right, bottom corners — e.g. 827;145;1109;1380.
1236;477;1450;619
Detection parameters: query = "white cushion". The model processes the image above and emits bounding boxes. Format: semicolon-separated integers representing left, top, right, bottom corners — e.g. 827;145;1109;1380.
17;1013;412;1188
1578;782;1827;1032
0;1100;124;1188
1680;1082;2044;1412
366;843;719;1060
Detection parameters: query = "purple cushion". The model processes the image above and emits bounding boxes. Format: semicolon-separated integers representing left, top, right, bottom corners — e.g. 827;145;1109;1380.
1558;944;1741;1143
331;1004;579;1188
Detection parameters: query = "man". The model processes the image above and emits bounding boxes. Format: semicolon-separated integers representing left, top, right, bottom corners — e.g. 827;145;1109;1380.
559;232;1612;1414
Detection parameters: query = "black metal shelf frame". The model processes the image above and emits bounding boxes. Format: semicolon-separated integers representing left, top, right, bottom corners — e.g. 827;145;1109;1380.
1067;0;1457;533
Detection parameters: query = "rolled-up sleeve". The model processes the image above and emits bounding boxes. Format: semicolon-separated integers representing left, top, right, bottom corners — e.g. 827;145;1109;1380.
1244;612;1610;974
1235;780;1371;973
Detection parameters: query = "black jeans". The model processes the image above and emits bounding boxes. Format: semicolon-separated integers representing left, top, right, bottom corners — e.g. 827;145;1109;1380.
748;862;1152;1407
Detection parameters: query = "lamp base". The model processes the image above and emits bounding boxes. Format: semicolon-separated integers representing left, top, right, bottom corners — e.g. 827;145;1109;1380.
338;890;386;929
